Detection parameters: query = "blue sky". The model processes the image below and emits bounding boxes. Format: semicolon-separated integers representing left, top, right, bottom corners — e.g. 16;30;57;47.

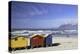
11;1;78;29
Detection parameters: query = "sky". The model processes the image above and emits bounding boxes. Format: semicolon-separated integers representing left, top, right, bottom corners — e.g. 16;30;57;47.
11;1;78;29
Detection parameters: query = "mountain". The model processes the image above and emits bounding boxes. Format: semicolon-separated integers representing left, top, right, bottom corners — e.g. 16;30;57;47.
58;24;78;30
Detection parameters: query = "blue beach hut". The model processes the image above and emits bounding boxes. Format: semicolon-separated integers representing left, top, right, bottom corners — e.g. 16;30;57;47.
45;34;53;46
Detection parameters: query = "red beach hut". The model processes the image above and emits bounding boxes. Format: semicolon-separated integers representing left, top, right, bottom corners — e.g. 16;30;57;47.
30;34;44;48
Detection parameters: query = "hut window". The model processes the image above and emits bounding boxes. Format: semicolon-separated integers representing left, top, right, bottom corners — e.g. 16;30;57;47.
15;38;17;41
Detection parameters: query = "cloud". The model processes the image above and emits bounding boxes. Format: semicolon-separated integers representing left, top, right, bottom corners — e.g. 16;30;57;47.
28;6;48;16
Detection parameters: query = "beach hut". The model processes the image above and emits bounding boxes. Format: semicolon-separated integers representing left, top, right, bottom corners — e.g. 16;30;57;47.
30;34;44;48
45;34;52;46
10;36;29;49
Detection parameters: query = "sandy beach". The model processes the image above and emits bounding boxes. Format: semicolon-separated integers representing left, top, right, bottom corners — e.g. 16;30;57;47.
12;36;78;53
